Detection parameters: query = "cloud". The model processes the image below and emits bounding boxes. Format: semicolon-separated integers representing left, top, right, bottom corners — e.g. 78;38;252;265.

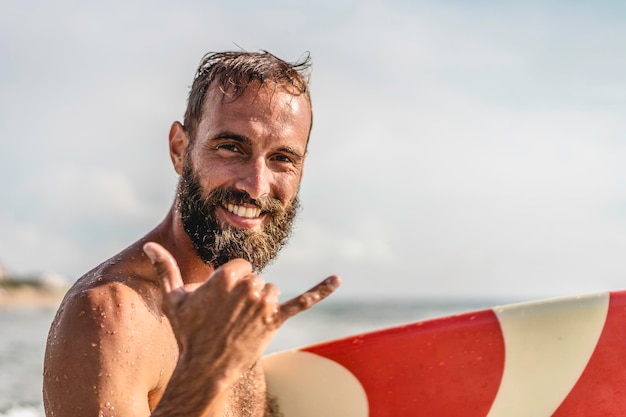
35;167;159;223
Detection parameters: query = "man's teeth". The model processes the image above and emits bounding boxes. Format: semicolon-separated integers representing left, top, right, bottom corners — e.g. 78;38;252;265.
226;204;261;219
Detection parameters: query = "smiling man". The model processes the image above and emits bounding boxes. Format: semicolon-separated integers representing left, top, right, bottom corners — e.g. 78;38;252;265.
43;51;340;417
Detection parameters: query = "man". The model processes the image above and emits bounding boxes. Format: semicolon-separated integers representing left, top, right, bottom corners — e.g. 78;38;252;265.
43;50;340;417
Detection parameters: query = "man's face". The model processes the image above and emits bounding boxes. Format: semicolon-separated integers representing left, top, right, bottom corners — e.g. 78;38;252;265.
176;83;311;270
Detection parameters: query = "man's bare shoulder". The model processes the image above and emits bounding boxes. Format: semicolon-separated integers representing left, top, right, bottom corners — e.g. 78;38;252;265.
44;244;178;414
48;245;176;376
58;248;163;326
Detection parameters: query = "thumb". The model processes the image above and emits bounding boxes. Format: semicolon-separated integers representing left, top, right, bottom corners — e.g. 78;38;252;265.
143;241;185;305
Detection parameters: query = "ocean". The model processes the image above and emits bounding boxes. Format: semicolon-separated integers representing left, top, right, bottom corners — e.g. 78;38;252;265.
0;298;508;416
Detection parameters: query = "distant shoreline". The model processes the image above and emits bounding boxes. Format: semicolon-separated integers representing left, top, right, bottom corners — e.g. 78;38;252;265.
0;280;68;309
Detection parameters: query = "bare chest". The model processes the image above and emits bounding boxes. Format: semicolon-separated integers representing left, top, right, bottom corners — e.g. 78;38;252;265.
148;326;271;417
222;365;271;417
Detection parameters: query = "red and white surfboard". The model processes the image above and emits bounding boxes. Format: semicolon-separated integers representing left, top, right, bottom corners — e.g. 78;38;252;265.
262;291;626;417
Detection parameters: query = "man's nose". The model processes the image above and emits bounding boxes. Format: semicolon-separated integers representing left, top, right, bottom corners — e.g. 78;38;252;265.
234;157;271;200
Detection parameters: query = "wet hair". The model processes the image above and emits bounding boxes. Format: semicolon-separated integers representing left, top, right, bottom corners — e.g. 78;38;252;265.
183;50;312;142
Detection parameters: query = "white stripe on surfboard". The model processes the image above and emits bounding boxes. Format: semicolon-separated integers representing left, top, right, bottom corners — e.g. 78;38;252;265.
263;350;368;417
487;292;609;417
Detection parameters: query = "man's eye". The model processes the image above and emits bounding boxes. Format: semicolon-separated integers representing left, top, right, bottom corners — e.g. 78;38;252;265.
272;154;294;164
216;143;241;153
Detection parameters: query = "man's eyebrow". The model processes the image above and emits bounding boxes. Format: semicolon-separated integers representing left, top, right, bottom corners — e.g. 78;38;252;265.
211;132;252;145
211;133;304;159
279;146;305;159
207;132;304;159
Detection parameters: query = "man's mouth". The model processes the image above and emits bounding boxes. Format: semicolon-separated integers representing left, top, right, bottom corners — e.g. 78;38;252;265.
226;203;262;219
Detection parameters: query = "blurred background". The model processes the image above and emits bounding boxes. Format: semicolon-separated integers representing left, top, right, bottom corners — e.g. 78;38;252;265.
1;0;625;414
2;0;626;300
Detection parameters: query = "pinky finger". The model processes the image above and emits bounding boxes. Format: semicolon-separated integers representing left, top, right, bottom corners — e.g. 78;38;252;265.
278;275;341;322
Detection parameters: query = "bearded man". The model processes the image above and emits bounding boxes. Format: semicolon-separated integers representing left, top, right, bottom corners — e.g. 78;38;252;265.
43;51;340;417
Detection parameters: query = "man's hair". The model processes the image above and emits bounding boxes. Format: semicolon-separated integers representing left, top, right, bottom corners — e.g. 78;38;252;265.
183;50;312;142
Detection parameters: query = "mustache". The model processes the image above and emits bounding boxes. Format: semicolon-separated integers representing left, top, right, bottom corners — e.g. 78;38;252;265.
203;187;283;215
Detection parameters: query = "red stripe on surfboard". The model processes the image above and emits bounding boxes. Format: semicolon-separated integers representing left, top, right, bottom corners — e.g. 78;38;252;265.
552;290;626;416
303;309;504;417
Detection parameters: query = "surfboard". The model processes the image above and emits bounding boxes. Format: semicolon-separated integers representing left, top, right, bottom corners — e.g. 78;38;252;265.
261;290;626;417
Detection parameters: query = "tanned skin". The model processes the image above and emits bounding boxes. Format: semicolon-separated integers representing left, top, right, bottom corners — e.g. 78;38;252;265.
43;82;340;417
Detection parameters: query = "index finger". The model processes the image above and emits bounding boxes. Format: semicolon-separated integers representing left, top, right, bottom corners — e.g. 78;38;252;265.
278;275;341;322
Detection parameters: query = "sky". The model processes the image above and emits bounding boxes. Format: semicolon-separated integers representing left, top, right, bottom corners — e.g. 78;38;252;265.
1;0;626;301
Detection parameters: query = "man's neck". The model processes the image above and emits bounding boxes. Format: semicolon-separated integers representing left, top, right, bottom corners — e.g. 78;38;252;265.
148;206;217;285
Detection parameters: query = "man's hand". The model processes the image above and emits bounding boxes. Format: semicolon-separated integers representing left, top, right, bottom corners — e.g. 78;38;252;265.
143;241;340;375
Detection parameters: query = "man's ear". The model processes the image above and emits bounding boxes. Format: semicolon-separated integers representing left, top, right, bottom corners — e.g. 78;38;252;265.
169;121;189;175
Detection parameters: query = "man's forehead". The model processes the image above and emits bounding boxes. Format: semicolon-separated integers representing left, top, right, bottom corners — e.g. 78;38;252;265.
199;82;312;147
202;82;311;125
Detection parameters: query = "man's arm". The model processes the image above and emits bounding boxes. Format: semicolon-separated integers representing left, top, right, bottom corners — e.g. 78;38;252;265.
43;280;168;417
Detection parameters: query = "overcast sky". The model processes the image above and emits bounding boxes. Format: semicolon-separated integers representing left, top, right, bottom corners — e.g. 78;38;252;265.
1;0;625;301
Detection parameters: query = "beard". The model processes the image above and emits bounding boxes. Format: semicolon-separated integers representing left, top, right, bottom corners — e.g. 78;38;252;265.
176;162;300;271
